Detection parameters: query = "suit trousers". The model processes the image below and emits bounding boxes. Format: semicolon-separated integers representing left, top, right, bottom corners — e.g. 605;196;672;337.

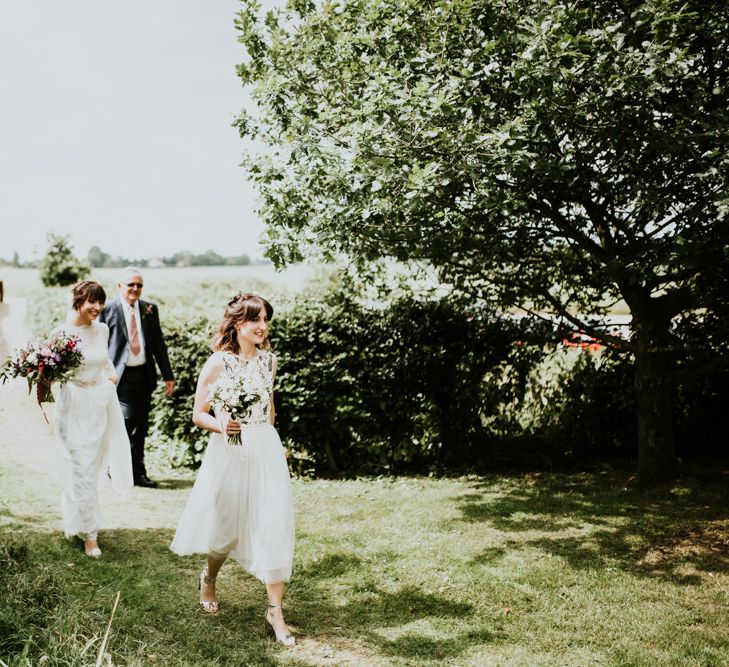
117;364;152;481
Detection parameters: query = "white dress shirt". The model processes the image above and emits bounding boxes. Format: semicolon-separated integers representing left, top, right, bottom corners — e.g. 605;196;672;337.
120;295;147;366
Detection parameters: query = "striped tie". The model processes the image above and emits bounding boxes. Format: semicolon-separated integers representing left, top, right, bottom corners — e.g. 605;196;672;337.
129;310;141;355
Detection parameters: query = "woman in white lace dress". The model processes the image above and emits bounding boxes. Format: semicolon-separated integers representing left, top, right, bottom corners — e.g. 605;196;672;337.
53;281;134;557
171;293;295;646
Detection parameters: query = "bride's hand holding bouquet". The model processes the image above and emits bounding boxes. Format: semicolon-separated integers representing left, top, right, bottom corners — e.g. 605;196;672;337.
0;332;83;418
208;360;268;446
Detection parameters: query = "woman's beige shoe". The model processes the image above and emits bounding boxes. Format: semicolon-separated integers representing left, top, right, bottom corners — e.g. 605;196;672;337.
265;604;295;646
198;567;219;613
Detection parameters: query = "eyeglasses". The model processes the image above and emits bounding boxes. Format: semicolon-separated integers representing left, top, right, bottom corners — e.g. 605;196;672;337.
126;282;144;288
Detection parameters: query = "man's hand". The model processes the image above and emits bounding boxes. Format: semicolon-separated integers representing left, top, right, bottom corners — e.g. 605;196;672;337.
164;380;176;397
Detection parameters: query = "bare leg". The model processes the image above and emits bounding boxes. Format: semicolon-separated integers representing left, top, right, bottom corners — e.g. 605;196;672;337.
265;581;295;645
200;550;227;611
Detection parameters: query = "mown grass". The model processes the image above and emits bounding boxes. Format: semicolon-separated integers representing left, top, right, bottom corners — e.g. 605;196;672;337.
1;469;728;666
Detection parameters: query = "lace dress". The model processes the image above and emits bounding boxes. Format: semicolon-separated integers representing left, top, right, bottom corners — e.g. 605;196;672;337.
53;321;134;539
171;350;295;584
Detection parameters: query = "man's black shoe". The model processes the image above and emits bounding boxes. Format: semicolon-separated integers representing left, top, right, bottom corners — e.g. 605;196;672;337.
135;475;158;488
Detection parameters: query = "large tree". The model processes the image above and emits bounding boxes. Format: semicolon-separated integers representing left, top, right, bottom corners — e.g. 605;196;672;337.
235;0;729;484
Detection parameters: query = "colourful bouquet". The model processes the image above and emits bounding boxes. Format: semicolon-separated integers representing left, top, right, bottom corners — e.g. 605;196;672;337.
208;361;268;445
0;332;84;420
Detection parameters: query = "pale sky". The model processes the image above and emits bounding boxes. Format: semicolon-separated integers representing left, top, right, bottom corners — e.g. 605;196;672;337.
0;1;279;263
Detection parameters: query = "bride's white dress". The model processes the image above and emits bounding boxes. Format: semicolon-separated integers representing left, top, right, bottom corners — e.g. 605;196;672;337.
171;350;295;584
53;321;133;538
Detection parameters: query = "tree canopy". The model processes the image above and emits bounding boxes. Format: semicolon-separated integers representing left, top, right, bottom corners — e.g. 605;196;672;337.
236;0;729;483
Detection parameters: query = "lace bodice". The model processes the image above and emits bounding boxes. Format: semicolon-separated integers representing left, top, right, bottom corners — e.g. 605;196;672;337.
217;350;276;426
54;322;115;385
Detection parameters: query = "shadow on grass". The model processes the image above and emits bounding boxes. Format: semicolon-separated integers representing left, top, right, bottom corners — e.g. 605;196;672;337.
1;524;492;665
378;627;495;660
288;548;491;661
456;466;729;582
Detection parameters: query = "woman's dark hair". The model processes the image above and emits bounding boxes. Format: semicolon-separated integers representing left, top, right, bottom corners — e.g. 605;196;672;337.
71;280;106;310
213;293;273;354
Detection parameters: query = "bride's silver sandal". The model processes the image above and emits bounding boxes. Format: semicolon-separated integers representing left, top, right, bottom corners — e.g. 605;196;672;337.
82;536;101;558
198;567;219;613
265;604;295;646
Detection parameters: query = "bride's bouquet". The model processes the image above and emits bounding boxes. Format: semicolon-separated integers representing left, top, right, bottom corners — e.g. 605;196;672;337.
0;332;84;419
209;361;269;446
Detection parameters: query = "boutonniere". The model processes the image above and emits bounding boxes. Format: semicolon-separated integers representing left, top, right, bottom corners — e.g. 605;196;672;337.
142;304;154;318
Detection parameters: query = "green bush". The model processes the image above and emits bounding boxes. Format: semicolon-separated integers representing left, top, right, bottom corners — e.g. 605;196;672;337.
25;271;727;474
531;348;638;462
149;285;559;475
149;312;216;467
271;289;558;475
38;233;90;287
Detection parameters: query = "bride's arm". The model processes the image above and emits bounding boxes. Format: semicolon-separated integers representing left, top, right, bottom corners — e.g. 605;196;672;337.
192;354;239;438
192;355;224;433
103;356;118;385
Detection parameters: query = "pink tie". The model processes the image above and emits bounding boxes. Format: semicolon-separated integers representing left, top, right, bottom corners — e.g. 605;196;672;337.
129;310;141;355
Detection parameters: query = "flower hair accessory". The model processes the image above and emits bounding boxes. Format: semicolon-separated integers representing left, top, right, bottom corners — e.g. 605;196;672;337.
228;291;243;307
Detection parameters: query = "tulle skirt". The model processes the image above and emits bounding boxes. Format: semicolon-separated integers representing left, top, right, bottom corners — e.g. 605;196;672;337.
170;424;295;584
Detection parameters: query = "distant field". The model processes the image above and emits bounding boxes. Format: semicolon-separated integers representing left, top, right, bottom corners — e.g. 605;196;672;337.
3;265;332;338
1;265;325;300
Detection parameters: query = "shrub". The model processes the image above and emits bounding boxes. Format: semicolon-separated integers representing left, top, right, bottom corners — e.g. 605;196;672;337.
149;284;558;475
149;312;216;467
39;233;90;287
529;348;638;462
146;281;728;475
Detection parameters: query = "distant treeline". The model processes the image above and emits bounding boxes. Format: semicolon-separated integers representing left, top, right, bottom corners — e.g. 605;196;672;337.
1;246;259;269
86;246;253;268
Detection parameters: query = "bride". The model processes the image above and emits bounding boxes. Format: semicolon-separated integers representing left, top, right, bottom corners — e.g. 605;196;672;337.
52;281;133;557
171;293;295;646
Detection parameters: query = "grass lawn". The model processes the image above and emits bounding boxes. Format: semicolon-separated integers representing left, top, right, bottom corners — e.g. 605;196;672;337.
1;377;727;667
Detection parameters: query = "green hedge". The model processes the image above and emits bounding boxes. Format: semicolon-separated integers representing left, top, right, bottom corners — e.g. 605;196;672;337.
25;279;727;474
148;287;563;475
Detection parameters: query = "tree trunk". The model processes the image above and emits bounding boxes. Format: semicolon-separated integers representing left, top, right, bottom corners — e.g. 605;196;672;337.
634;338;677;486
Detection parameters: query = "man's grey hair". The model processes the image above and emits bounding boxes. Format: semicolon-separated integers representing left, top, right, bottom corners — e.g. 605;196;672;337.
119;266;144;284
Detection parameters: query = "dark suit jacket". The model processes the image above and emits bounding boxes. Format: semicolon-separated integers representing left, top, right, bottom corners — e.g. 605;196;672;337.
99;297;174;393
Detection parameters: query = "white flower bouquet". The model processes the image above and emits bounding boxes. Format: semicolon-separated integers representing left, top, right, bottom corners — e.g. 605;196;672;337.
209;361;269;445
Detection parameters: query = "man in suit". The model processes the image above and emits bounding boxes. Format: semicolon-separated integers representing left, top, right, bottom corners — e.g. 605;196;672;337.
100;267;175;487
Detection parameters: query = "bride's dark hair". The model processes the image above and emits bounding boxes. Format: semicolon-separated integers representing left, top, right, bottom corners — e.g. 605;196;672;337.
71;280;106;310
213;293;273;354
